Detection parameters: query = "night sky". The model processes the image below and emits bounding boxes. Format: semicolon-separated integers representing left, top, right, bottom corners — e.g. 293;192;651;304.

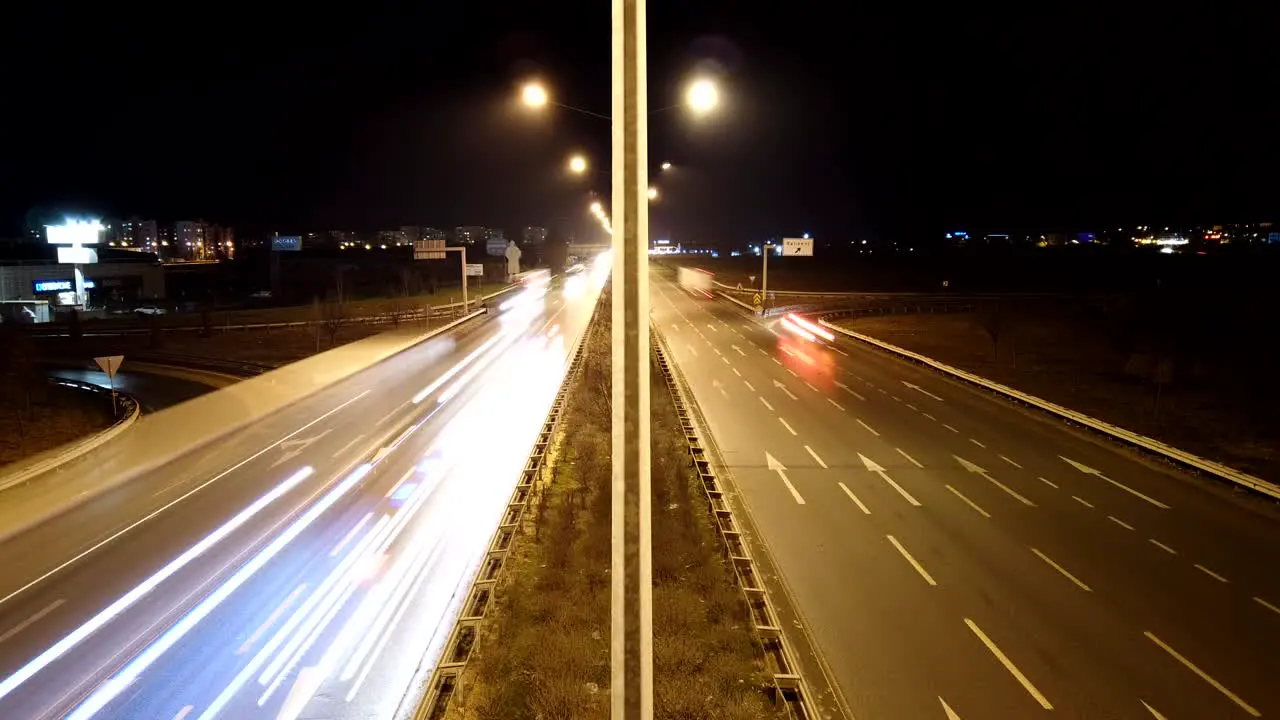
2;6;1276;245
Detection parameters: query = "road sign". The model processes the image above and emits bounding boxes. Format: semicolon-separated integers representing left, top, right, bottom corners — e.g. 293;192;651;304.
465;263;484;276
94;355;123;378
271;236;302;252
414;238;446;260
752;293;762;307
781;237;814;256
94;355;124;417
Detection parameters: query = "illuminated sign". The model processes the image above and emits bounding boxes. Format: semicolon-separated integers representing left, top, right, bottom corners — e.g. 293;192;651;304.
34;280;95;293
271;236;302;251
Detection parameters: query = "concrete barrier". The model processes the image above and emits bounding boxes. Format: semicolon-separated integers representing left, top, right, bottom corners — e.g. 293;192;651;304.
0;309;488;544
819;317;1280;500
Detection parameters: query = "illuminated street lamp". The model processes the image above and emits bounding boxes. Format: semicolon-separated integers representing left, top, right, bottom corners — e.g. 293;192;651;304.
660;161;671;171
590;200;604;215
647;186;659;201
521;82;548;108
686;78;719;115
569;154;588;174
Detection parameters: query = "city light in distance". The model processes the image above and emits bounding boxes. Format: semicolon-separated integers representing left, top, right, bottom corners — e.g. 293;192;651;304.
647;187;659;201
661;162;672;171
568;155;587;174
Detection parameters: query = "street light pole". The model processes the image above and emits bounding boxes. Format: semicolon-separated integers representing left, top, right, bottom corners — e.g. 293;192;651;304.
611;0;652;716
443;246;469;311
761;243;772;315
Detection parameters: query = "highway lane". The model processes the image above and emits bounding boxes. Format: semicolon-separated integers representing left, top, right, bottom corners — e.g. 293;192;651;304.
0;264;605;719
652;266;1280;720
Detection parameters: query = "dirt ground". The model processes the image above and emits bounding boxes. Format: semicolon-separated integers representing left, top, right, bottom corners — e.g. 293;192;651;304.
839;310;1279;482
0;383;114;467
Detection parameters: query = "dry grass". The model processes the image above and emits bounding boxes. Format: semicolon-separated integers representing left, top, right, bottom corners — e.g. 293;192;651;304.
158;323;393;366
840;309;1280;480
449;315;777;720
0;383;113;467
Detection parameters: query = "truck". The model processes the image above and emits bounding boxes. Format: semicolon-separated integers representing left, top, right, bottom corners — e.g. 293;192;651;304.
677;267;714;298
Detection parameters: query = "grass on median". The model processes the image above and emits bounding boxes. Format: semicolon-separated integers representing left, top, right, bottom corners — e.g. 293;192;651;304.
447;312;779;720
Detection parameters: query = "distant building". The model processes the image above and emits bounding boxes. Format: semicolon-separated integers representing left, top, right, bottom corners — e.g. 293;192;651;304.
522;226;548;247
455;226;485;246
174;220;210;260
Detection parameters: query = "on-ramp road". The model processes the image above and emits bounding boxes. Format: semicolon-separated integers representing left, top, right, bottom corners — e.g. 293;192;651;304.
652;265;1280;720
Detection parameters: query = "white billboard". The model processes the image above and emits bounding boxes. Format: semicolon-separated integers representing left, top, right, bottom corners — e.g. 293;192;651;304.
46;219;104;247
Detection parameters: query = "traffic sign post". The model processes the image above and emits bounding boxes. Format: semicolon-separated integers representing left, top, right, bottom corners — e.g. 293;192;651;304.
416;243;472;311
760;237;815;314
94;355;124;417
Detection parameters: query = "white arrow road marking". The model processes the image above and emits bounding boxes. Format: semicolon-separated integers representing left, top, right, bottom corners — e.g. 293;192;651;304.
712;379;728;398
730;344;746;356
940;697;963;720
766;452;805;504
902;381;944;401
954;456;1036;506
270;429;333;468
860;453;920;506
1060;456;1170;509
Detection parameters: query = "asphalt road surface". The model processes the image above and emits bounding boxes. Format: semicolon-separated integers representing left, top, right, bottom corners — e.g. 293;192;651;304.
652;266;1280;720
0;264;606;720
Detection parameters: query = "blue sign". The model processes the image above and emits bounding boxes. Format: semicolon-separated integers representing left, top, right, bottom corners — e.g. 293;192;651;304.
34;280;95;292
272;236;302;252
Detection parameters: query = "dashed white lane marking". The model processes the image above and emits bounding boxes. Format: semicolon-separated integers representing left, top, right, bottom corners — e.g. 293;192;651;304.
838;483;871;514
965;619;1054;710
687;344;698;357
1194;564;1229;583
331;433;367;458
1148;538;1177;554
856;419;880;437
1144;631;1260;717
713;346;722;355
804;381;819;393
1072;495;1094;508
946;485;991;518
707;323;718;331
1254;596;1280;615
1140;700;1169;720
969;438;986;448
896;448;924;468
827;397;846;412
732;367;742;377
832;346;849;356
805;445;828;469
720;356;731;366
887;535;937;586
759;397;775;411
1030;547;1092;591
786;368;799;378
923;413;937;421
890;394;903;403
743;380;756;392
173;706;195;720
907;403;918;411
772;358;782;366
1107;515;1135;530
238;584;307;654
0;599;65;645
998;454;1022;469
778;417;798;436
834;381;866;401
943;424;959;433
1038;477;1058;489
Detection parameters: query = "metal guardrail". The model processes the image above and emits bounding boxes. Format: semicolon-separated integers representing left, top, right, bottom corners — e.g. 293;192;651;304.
0;380;141;492
19;285;522;338
817;316;1280;500
652;327;817;718
409;303;600;720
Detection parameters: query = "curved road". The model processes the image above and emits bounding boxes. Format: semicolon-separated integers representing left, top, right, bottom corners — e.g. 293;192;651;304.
0;265;606;720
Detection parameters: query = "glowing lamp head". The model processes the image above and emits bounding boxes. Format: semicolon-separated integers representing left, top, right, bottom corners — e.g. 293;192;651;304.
568;155;587;174
521;82;548;108
686;79;719;115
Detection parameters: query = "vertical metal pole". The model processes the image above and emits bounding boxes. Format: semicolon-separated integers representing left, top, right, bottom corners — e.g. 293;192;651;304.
461;246;469;310
761;244;769;315
612;0;652;717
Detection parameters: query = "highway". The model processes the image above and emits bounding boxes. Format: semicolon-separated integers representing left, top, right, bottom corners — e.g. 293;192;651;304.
652;266;1280;719
0;262;606;720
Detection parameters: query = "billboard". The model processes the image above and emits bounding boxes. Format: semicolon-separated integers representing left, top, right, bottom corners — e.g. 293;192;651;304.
486;237;509;257
46;220;103;246
414;238;446;260
271;236;302;251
